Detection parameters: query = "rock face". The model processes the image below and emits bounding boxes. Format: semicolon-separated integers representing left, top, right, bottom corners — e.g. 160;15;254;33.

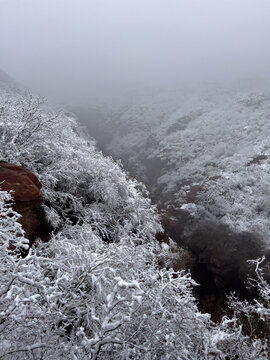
0;162;42;202
0;162;43;241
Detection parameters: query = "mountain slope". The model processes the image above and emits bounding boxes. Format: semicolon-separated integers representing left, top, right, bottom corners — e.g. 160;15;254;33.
1;72;270;359
98;85;270;245
77;84;270;314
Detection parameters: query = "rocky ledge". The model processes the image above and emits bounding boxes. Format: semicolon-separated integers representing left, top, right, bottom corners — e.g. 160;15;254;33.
0;162;43;242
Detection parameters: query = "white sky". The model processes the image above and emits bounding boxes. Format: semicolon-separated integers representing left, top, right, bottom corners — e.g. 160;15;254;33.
0;0;270;104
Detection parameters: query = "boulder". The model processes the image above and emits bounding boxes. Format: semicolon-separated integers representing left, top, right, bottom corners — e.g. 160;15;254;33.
0;162;43;242
0;162;42;202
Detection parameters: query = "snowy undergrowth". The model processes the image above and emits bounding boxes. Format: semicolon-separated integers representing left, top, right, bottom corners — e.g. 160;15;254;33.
1;190;269;359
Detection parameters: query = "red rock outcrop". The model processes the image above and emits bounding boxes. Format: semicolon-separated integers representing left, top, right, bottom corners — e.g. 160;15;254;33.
0;162;42;202
0;162;43;241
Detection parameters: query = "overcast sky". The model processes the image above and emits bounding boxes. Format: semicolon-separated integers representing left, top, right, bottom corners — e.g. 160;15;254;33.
0;0;270;104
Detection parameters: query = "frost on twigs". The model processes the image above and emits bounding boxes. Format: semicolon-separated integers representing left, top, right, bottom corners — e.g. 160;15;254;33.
227;257;270;345
0;190;29;253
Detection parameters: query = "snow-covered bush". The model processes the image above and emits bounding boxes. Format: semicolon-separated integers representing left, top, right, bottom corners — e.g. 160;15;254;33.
0;190;29;253
1;205;269;359
0;190;205;358
228;258;270;345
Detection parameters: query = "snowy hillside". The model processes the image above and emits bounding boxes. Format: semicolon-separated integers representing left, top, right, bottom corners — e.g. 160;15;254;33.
98;84;270;246
74;84;270;318
1;73;270;358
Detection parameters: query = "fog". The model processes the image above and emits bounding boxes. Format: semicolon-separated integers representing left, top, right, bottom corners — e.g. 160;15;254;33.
0;0;270;105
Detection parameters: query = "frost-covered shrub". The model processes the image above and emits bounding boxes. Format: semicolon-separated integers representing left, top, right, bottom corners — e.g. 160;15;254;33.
228;258;270;345
1;191;269;359
0;190;29;254
0;192;205;359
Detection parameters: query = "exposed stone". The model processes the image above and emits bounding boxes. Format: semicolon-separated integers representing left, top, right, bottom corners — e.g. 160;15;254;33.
0;162;42;202
247;154;268;166
0;162;43;242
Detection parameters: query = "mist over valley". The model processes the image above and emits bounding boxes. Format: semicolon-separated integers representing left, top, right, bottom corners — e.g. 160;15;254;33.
1;1;270;358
